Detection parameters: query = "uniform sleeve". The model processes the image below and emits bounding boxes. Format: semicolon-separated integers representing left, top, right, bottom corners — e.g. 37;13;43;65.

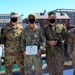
67;32;73;55
20;29;26;51
1;28;6;44
61;27;67;41
39;28;46;51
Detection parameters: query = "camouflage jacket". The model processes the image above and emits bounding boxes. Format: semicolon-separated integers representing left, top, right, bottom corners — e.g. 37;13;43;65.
67;28;75;56
44;24;67;49
21;25;46;51
1;23;24;52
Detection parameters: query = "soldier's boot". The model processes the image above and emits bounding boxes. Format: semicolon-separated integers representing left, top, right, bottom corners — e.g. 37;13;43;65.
5;73;12;75
25;70;31;75
36;72;43;75
5;68;12;75
73;70;75;75
56;70;63;75
20;67;25;75
5;71;12;75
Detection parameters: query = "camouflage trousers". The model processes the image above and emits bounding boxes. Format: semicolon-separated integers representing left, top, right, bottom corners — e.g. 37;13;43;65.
46;44;64;75
72;58;75;75
0;56;1;71
24;55;43;75
4;52;24;75
72;58;75;69
46;53;64;75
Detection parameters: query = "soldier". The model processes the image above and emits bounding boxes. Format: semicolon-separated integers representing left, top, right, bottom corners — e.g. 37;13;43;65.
0;44;2;71
1;12;24;75
67;28;75;75
44;11;66;75
21;14;46;75
0;30;3;70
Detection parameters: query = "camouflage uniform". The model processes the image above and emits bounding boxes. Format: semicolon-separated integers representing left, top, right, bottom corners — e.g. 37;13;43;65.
67;28;75;75
0;31;3;70
0;57;1;71
44;23;66;75
21;25;46;75
1;12;24;75
0;44;4;71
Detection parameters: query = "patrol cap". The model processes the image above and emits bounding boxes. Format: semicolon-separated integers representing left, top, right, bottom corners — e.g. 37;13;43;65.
28;13;36;19
48;11;55;16
10;12;19;18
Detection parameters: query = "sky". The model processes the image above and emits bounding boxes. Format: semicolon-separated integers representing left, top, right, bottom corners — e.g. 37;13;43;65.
0;0;75;19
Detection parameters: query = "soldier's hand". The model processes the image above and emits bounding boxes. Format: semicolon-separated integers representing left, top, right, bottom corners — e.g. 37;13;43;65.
37;50;41;56
62;40;65;45
49;40;57;46
23;51;26;57
70;54;75;58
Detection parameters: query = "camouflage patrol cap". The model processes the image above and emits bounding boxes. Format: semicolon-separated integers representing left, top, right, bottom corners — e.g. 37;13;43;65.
10;12;19;17
48;11;55;16
28;13;36;19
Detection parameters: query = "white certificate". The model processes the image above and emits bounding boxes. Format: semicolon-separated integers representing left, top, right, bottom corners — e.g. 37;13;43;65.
26;45;38;55
0;46;2;56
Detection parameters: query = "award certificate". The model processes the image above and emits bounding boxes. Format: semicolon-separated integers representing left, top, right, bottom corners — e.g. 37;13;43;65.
26;45;38;55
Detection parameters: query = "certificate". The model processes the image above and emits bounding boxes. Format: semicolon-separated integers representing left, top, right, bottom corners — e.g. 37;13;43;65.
0;46;2;56
26;45;38;55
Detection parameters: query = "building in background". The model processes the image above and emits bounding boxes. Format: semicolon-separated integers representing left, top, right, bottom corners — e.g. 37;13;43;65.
23;10;70;28
0;14;23;28
53;9;75;29
56;12;70;26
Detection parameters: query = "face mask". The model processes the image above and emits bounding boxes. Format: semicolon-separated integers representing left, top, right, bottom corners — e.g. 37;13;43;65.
29;18;35;24
11;18;18;22
49;19;55;23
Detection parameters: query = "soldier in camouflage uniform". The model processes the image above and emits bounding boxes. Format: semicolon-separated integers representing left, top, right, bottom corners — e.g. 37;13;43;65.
0;31;2;70
44;12;66;75
1;12;24;75
21;14;46;75
67;28;75;75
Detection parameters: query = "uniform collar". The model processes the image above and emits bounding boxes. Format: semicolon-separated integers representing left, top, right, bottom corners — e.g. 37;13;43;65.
28;24;38;30
10;22;19;29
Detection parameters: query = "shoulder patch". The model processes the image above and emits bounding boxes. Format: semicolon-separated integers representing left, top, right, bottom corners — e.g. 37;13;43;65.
56;24;64;33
